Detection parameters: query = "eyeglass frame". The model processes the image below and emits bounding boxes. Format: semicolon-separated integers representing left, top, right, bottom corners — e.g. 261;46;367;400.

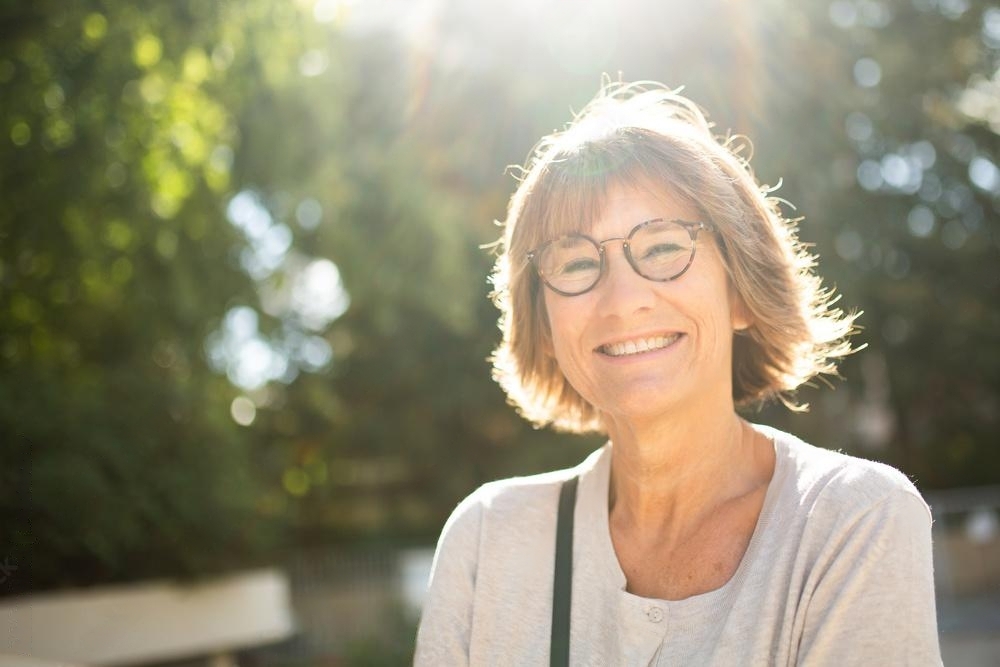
526;218;717;297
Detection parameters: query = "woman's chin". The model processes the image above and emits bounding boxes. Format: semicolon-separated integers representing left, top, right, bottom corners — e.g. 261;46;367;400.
595;391;683;429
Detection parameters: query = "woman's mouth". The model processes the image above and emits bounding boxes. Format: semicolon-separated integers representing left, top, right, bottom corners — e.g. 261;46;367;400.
597;333;682;357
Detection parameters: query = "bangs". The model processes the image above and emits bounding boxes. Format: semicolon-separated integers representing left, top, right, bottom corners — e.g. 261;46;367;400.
534;168;614;243
526;152;698;251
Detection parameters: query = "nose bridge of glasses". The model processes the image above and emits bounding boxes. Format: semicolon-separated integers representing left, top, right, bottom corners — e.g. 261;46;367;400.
595;235;643;284
596;235;630;256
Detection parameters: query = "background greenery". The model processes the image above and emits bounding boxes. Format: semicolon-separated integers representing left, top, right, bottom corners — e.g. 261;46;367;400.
2;0;999;595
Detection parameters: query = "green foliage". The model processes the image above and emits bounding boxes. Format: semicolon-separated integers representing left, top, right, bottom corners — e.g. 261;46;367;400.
0;0;285;592
747;0;1000;487
2;0;999;594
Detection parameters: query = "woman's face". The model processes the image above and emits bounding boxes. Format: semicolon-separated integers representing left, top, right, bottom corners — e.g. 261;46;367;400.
541;183;750;425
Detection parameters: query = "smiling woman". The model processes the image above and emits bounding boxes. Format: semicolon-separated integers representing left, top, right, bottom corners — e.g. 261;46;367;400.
414;81;943;665
492;84;854;433
538;183;751;433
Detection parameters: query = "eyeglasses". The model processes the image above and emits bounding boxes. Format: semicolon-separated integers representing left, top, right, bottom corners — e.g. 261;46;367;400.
527;219;715;296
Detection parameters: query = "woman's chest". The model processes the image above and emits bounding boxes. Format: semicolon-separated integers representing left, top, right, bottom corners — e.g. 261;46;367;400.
611;492;767;600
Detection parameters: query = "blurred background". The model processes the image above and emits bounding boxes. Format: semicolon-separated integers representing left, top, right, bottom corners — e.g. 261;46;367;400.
2;0;999;664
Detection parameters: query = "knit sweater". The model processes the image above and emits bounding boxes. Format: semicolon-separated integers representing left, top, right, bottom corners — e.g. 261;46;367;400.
415;425;942;666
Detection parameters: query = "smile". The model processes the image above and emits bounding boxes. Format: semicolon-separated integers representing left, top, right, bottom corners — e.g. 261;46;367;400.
597;334;681;357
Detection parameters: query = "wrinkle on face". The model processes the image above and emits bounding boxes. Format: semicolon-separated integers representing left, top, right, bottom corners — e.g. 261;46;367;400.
542;184;749;426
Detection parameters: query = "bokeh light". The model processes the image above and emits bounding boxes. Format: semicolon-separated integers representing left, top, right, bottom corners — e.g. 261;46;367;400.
231;396;257;426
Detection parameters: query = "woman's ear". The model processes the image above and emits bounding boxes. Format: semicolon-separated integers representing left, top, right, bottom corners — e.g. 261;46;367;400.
729;285;754;333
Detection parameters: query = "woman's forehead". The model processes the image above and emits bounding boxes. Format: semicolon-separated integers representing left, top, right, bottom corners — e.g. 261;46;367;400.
540;177;697;240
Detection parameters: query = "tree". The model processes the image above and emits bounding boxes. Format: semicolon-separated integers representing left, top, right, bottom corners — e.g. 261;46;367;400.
0;0;297;593
747;0;1000;489
4;0;997;596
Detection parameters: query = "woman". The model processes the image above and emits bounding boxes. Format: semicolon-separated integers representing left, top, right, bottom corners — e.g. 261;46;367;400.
415;82;941;665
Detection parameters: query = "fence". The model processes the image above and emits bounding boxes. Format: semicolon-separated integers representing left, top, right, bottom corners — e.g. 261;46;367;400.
925;485;1000;639
241;548;431;665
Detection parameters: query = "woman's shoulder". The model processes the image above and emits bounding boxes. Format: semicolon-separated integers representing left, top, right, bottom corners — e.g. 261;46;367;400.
761;425;929;519
472;465;579;507
439;445;607;537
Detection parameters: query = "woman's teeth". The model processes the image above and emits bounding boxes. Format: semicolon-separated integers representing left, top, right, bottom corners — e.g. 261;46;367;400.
600;334;680;357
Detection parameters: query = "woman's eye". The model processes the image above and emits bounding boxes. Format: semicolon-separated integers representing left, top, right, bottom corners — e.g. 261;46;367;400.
558;257;599;274
641;243;682;260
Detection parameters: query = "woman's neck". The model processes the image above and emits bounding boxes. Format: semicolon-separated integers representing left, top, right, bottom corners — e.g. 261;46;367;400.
604;405;772;539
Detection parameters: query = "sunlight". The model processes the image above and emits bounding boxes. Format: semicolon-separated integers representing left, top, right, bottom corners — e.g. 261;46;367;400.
969;155;1000;192
205;306;291;391
295;197;322;230
213;192;349;391
227;189;293;280
292;258;350;332
230;396;257;426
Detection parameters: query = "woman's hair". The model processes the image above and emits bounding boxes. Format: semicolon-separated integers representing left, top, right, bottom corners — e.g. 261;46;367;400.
489;81;858;433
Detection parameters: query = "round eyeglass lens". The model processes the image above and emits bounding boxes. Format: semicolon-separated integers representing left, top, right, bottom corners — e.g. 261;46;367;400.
537;235;602;294
629;220;696;280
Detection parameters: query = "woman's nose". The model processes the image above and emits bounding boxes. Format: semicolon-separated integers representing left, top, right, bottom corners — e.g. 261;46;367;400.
594;242;656;315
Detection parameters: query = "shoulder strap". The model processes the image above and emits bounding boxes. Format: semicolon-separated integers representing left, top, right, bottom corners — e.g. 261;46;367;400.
550;475;579;667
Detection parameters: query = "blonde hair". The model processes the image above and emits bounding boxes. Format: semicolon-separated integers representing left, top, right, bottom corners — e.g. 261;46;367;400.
489;81;857;433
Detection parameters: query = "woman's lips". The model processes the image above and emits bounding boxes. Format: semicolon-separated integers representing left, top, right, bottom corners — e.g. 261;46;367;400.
597;333;682;357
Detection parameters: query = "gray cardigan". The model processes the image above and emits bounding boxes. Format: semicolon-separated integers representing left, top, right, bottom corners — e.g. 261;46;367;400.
415;425;942;666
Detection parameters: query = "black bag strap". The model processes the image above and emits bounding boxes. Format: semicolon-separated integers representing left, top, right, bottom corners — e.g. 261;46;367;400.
550;475;579;667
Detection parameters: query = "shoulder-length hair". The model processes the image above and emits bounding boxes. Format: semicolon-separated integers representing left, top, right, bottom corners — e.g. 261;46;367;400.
489;81;857;433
